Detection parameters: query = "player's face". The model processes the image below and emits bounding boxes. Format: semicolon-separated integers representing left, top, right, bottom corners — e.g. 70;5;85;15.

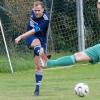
34;5;44;18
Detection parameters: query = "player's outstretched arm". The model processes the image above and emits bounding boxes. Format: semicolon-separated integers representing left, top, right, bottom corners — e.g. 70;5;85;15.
15;29;35;44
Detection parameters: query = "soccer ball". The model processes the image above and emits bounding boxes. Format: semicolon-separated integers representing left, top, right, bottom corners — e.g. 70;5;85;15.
74;83;89;97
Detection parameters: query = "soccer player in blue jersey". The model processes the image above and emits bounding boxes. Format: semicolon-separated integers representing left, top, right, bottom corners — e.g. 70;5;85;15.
15;0;49;96
46;44;100;68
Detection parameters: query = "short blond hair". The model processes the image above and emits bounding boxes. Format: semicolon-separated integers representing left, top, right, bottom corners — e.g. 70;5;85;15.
34;0;45;9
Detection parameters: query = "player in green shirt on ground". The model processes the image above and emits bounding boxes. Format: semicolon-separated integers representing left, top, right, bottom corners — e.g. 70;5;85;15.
46;44;100;68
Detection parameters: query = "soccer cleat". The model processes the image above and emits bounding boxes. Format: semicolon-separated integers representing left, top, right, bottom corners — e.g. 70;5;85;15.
39;57;48;68
34;90;39;96
47;54;51;59
41;54;51;68
34;85;40;96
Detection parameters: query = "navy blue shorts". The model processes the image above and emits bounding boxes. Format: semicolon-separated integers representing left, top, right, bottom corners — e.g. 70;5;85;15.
25;35;47;53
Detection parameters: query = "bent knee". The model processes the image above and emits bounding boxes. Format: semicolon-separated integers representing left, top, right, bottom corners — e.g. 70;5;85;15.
74;52;91;61
31;39;41;48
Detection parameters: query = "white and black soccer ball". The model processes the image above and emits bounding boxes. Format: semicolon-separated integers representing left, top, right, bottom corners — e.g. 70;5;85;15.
74;83;89;97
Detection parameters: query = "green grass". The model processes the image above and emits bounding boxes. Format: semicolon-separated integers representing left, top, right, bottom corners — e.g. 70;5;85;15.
0;52;74;72
0;54;34;72
0;63;100;100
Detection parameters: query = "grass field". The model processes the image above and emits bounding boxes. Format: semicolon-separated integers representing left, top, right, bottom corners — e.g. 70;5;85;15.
0;62;100;100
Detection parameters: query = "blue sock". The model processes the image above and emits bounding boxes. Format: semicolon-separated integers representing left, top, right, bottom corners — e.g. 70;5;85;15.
35;72;43;91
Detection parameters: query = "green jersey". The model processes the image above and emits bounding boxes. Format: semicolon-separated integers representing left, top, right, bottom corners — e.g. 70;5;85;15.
84;44;100;64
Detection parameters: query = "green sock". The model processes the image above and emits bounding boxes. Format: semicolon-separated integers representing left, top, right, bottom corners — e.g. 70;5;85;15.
47;55;76;67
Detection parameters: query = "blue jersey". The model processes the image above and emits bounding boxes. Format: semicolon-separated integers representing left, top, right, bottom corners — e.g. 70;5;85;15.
26;10;49;44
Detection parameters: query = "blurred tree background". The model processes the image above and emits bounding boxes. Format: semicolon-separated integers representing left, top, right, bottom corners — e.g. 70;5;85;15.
0;0;100;55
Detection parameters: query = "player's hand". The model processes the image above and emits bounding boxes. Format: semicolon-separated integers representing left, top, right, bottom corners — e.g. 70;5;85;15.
15;36;22;44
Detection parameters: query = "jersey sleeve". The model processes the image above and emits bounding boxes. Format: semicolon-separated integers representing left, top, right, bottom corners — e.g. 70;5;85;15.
27;11;34;31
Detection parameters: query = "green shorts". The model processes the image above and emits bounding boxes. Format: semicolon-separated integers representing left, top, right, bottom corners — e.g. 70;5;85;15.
84;44;100;64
